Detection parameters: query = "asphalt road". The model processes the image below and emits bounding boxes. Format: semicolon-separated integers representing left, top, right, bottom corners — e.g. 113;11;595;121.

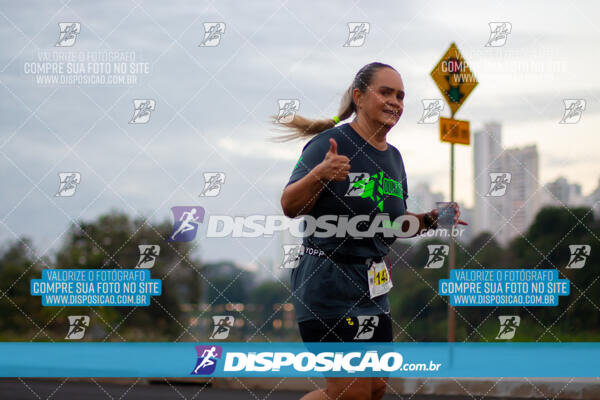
0;378;535;400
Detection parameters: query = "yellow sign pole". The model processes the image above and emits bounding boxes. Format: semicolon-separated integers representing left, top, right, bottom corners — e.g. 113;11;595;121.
430;42;478;343
449;137;455;343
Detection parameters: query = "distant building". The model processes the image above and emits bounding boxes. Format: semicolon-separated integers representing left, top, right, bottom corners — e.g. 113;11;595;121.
496;145;540;245
473;122;542;245
542;176;584;208
406;182;444;213
458;207;473;244
584;177;600;219
473;122;504;237
200;261;255;305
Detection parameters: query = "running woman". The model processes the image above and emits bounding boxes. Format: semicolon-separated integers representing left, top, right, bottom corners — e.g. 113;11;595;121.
277;62;467;400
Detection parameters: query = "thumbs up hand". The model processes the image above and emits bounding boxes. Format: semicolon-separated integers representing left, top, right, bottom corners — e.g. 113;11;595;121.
313;138;351;182
328;138;338;155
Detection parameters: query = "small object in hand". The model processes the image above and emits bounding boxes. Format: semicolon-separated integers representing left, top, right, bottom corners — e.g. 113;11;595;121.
436;202;456;228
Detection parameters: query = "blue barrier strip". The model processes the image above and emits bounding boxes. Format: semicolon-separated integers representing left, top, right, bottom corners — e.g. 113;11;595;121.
0;342;599;377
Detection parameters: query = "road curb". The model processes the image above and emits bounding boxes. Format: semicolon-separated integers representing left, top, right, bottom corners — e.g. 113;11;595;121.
211;377;600;399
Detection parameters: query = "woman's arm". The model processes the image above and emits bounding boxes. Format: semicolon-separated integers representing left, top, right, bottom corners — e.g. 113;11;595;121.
404;211;429;237
281;166;326;218
404;204;468;238
281;138;351;218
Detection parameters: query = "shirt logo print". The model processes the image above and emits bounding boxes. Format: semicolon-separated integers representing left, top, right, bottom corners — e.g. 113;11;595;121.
347;171;403;212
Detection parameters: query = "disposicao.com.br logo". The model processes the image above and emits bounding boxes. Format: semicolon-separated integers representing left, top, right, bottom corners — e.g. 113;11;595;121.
168;206;428;242
223;351;441;373
190;346;441;376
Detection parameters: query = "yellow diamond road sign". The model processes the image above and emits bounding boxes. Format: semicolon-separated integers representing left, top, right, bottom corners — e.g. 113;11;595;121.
431;42;478;115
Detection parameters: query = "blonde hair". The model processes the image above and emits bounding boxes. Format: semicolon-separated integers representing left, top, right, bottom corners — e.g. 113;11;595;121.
270;62;396;142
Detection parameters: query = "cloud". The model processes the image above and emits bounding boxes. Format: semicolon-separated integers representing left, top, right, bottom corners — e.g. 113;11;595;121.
2;0;600;264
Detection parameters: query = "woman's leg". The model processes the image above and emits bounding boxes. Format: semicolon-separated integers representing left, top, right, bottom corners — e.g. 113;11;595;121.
301;377;372;400
368;312;393;399
369;313;392;399
299;388;327;400
298;310;393;399
370;377;388;400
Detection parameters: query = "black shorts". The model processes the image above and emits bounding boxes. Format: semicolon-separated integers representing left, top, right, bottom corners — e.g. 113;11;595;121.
298;313;393;342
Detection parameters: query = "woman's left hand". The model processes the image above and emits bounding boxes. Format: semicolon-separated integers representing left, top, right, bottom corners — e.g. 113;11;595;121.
452;202;468;227
428;203;468;228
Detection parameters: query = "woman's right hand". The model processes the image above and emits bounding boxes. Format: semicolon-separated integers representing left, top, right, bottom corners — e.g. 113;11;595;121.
281;138;350;218
313;138;351;182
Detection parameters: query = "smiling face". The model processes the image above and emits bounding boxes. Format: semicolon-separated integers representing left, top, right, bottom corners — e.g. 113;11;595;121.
354;67;405;129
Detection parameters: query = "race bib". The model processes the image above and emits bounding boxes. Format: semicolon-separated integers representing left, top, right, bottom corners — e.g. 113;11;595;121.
367;259;393;299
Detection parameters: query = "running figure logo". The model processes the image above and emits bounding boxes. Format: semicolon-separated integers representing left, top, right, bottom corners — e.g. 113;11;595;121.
55;23;81;47
199;22;225;47
343;22;370;47
566;244;591;269
418;99;444;124
559;99;586;124
55;172;81;197
65;315;90;340
129;99;156;124
353;315;380;340
199;172;226;197
495;316;520;340
191;345;222;375
280;244;303;269
210;316;234;340
168;206;205;242
486;172;512;197
485;22;512;47
345;172;370;197
425;245;449;269
276;99;300;124
136;245;160;268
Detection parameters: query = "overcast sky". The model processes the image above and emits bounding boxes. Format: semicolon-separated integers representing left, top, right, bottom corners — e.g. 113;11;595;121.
1;0;599;267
